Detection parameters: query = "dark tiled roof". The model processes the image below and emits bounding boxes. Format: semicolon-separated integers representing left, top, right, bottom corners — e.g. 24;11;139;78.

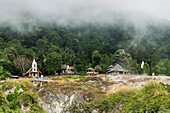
108;65;114;68
109;64;130;72
86;67;95;71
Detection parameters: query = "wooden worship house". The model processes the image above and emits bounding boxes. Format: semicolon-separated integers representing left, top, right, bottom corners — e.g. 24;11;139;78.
24;59;42;77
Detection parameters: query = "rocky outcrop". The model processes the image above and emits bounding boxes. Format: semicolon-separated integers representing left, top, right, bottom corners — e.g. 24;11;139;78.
101;75;170;91
39;93;85;113
39;75;170;113
3;85;24;96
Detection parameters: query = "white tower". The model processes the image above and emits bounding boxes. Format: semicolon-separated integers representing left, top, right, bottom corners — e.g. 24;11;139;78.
141;61;144;69
32;59;38;77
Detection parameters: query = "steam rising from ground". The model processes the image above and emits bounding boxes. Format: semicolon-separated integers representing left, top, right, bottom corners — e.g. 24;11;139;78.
1;0;170;28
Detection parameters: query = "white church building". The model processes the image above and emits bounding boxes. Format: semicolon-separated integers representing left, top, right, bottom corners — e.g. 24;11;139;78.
24;59;42;78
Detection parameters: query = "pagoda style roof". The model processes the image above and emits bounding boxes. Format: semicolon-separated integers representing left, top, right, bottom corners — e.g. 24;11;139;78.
86;67;95;71
107;65;114;70
109;64;130;72
108;65;114;68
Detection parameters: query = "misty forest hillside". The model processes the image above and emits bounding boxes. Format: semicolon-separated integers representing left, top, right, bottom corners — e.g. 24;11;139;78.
0;22;170;76
0;0;170;113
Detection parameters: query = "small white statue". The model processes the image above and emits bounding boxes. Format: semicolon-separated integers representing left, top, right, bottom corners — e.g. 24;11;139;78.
141;61;144;69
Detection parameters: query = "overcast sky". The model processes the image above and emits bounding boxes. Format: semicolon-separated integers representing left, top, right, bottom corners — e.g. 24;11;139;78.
0;0;170;27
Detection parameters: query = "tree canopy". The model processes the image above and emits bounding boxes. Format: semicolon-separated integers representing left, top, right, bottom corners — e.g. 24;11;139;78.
0;23;169;77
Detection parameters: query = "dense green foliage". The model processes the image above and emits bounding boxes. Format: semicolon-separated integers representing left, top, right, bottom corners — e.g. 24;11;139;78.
0;66;11;80
71;80;170;112
0;80;45;113
0;90;10;112
45;52;62;75
0;23;169;76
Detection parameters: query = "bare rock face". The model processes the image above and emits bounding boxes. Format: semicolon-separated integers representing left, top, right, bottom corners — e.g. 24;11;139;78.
3;85;24;96
3;86;17;96
102;75;170;91
39;75;170;113
39;93;84;113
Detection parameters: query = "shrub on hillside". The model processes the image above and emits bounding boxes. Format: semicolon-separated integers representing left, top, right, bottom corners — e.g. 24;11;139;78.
0;79;45;113
71;80;170;112
2;79;35;91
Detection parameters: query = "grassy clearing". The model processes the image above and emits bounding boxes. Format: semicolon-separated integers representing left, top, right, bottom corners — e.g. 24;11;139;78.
1;79;35;91
156;74;169;76
39;80;105;96
107;86;139;96
56;75;86;81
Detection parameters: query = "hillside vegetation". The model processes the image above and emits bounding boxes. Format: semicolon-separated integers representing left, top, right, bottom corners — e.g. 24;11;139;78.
71;80;170;113
0;79;170;112
0;23;170;77
0;79;45;113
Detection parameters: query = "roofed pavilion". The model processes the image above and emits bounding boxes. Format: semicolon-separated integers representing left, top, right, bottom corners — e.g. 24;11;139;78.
107;64;131;75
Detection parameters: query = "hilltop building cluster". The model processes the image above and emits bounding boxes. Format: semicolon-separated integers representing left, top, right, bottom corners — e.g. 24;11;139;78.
24;59;131;77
